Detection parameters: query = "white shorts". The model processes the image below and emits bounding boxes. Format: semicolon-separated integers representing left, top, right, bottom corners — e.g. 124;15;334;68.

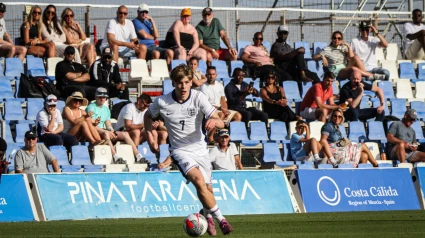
171;149;212;184
406;40;425;60
300;107;317;121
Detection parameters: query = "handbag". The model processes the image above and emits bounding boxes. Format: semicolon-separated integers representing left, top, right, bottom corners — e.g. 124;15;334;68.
18;73;43;98
336;137;352;147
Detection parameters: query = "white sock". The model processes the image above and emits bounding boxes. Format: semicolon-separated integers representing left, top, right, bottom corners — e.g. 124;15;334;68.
202;207;212;219
113;154;120;160
368;75;374;80
136;154;143;161
208;205;225;222
329;156;337;164
313;154;320;161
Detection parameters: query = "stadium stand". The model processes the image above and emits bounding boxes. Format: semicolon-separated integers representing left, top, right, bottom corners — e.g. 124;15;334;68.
171;59;186;70
211;60;231;79
129;59;150;81
385;43;402;60
229;121;249;141
348;121;367;142
399;62;416;80
313;42;327;54
309;121;324;141
391;99;407;118
71;145;92;166
49;146;70;166
4;100;24;120
378;80;395;99
0;80;14;100
410;101;425;120
262;142;282;163
230;61;244;75
283;81;302;102
26;57;47;77
93;145;113;165
237;40;251;58
270;121;289;143
5;58;24;78
294;41;312;58
116;144;135;165
26;98;44;121
150;59;170;78
367;121;387;143
263;41;271;53
198;60;207;74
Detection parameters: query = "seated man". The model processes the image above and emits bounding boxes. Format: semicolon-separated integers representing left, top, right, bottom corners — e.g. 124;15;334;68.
270;25;320;83
404;9;425;60
36;95;78;152
15;131;59;174
387;109;425;163
200;66;242;143
339;70;385;122
55;46;97;100
86;87;148;164
0;3;27;61
89;47;129;100
133;4;173;64
300;72;340;122
196;7;237;63
100;5;147;62
209;129;243;170
114;94;167;146
351;21;389;81
225;68;268;126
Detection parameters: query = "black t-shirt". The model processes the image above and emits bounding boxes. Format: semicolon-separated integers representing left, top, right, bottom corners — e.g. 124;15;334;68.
55;60;88;88
339;81;372;108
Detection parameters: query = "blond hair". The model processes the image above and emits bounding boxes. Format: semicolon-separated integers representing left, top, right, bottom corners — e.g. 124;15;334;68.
170;64;193;82
22;5;43;38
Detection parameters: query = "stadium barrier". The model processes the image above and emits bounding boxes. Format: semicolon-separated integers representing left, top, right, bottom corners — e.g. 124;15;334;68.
414;167;425;209
290;168;420;213
29;171;298;221
0;174;39;222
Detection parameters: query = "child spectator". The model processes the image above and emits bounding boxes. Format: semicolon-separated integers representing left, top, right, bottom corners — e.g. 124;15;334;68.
188;57;206;89
290;120;323;163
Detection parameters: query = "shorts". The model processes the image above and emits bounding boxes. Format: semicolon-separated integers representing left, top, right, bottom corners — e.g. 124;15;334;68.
293;148;307;161
406;40;425;60
217;109;238;127
327;64;346;76
300;107;317;121
147;45;168;59
216;49;230;61
118;47;136;58
171;149;212;184
390;147;419;162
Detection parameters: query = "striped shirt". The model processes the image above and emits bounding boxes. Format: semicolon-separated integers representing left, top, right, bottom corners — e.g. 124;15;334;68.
319;45;348;66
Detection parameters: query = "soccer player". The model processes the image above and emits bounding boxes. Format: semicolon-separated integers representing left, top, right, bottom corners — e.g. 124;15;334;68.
144;65;233;235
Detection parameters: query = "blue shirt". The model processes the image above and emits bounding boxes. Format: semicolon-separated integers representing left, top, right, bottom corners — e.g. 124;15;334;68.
85;102;111;129
290;133;305;159
132;18;154;46
321;122;343;144
225;80;259;110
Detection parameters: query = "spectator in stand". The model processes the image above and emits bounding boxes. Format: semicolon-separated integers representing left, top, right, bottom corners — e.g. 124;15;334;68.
133;4;174;65
15;131;59;174
201;66;242;143
270;25;320;83
225;68;268;126
241;32;291;85
260;70;300;125
350;21;389;81
61;7;96;66
41;4;81;62
89;47;129;100
299;72;340;122
387;109;425;163
62;91;105;146
0;3;26;61
196;7;238;63
55;46;97;100
21;5;55;58
339;70;385;122
209;129;243;170
290;120;323;164
404;9;425;60
86;88;148;164
312;31;385;81
188;57;207;89
100;5;147;62
36;95;79;152
114;94;168;146
165;8;205;61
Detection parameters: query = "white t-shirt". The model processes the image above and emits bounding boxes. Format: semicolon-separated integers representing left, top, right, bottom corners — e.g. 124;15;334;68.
200;81;226;107
403;22;425;54
209;142;239;170
148;89;216;153
350;36;381;71
114;103;146;130
36;108;63;136
0;18;7;40
101;18;137;50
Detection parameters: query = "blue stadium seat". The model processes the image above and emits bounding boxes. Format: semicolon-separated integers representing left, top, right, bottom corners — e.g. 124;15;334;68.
378;163;393;168
219;39;233;49
262;143;282;163
237;41;251;58
162;79;173;95
5;58;24;77
411;121;425;143
306;60;324;79
299;163;315;169
230;61;244;75
0;79;14;100
171;60;186;70
138;142;157;163
283;81;302;102
249;122;269;141
332;79;339;95
318;164;333;169
211;60;230;79
262;41;271;53
4;122;13;144
301;82;312;98
110;98;128;107
159;144;170;163
71;145;92;165
0;61;4;76
360;97;370;109
26;98;44;120
84;165;104;172
313;42;327;55
339;125;347;138
270;121;289;143
294;41;311;58
371;98;389;116
49;145;70;165
56;100;66;112
358;163;373;168
338;164;354;168
15;123;33;143
4;100;24;120
222;78;231;88
390;99;406;119
410;101;425;120
367;121;387;143
26;57;47;77
61;165;82;172
339;79;349;89
399;62;416;79
198;60;207;74
378;81;395;99
348;121;367;142
418;63;425;80
229;121;249;141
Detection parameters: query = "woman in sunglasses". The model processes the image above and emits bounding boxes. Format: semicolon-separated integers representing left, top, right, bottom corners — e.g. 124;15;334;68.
61;8;96;66
41;4;81;62
320;108;378;167
21;5;56;58
313;31;378;80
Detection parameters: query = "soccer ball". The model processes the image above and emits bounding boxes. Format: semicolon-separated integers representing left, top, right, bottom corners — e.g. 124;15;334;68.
183;213;208;237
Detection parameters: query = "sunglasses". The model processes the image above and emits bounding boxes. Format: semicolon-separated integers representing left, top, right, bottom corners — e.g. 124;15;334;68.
333;115;343;119
65;14;74;18
33;11;41;15
279;31;289;35
26;137;37;141
332;37;342;40
47;99;57;102
103;55;112;60
47;11;56;16
0;10;5;14
118;11;128;15
73;99;83;103
139;11;148;14
254;37;263;41
267;76;276;79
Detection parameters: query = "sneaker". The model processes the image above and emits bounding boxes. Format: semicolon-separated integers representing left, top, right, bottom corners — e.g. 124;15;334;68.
136;158;150;164
219;219;233;235
374;73;386;81
115;158;127;164
199;209;216;236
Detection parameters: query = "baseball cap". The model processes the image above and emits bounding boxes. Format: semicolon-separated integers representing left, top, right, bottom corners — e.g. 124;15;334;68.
181;8;191;17
138;3;149;12
202;7;213;15
95;87;109;98
277;25;289;33
405;109;418;120
218;129;230;137
64;46;75;55
25;131;37;139
0;3;6;12
102;47;113;57
359;21;371;29
45;94;57;106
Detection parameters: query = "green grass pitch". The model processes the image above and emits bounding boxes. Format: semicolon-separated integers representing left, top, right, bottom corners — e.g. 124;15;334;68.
2;210;425;237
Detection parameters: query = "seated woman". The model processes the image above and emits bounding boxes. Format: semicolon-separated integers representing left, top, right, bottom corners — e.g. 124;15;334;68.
61;8;96;66
41;4;81;62
312;31;384;80
62;91;104;146
21;5;56;58
260;70;300;124
320;108;378;167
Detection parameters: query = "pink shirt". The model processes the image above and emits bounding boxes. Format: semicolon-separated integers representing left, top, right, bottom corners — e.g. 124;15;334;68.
243;45;273;65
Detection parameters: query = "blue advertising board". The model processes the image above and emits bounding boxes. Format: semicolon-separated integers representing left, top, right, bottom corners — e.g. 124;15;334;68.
0;174;37;222
35;171;294;220
415;167;425;202
296;168;420;212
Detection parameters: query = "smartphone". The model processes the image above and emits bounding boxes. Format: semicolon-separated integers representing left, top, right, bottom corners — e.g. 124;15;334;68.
355;82;359;86
134;40;139;45
249;81;254;88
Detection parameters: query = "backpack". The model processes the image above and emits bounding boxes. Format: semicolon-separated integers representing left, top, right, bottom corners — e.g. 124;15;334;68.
29;75;60;98
18;73;43;98
111;101;131;120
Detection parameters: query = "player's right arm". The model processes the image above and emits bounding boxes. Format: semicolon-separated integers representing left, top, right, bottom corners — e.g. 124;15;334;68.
205;111;224;132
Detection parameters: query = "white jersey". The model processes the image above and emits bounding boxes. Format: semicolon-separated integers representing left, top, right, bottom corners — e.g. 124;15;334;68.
148;89;216;153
